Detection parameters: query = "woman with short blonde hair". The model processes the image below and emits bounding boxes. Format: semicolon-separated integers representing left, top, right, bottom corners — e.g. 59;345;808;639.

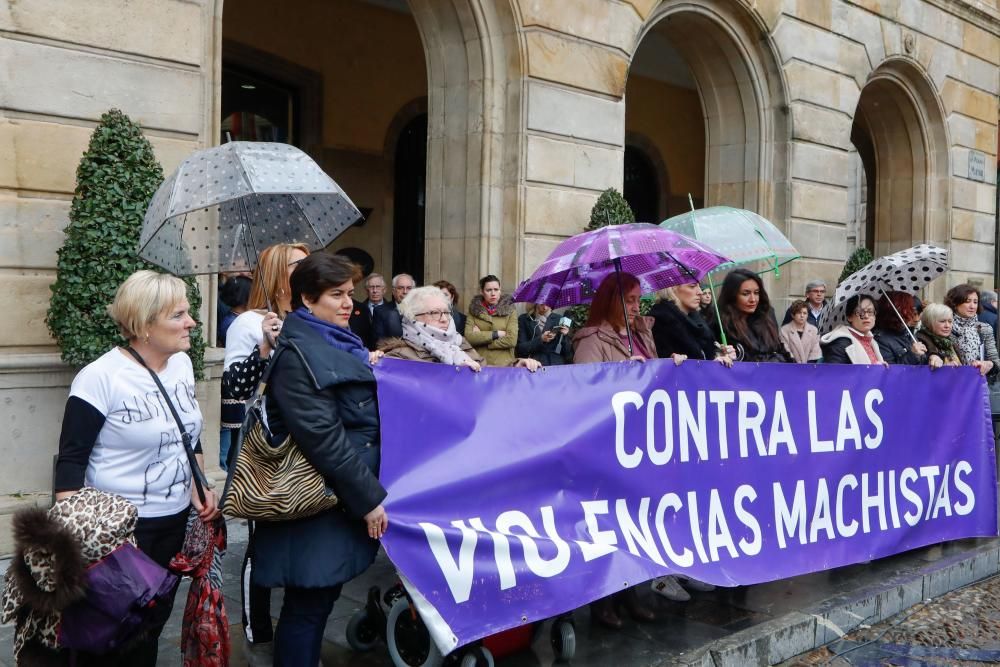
54;269;218;666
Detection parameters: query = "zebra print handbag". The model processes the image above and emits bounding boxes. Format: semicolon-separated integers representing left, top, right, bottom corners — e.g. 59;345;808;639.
220;348;339;521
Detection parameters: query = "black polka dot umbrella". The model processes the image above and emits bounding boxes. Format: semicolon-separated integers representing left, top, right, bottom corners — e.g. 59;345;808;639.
138;142;361;275
818;244;948;335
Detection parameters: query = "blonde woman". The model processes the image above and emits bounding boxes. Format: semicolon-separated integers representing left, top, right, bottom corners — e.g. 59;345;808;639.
54;270;217;666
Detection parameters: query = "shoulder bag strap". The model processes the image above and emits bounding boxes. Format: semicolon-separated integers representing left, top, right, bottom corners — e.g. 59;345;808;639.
124;346;207;504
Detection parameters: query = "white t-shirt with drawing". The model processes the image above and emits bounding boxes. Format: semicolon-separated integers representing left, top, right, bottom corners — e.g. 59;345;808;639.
70;348;203;517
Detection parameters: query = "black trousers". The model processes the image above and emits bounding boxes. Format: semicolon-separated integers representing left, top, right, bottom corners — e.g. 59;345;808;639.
76;506;189;667
241;520;275;644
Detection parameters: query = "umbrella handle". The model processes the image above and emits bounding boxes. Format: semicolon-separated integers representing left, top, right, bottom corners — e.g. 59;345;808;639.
708;274;728;347
879;287;919;345
614;258;634;357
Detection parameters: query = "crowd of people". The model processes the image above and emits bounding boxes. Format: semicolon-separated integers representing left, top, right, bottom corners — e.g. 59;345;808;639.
46;242;1000;666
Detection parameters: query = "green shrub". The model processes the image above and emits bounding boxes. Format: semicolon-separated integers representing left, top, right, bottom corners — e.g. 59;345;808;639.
46;109;205;378
568;189;639;327
839;246;875;284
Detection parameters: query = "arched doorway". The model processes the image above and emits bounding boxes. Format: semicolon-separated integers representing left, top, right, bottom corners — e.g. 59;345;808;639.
849;60;950;259
392;113;428;279
626;2;789;224
623;145;660;223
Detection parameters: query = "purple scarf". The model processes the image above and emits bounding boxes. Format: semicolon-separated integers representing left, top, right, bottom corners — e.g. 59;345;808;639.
291;308;369;364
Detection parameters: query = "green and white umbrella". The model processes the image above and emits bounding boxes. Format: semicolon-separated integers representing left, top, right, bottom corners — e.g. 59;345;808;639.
661;204;800;345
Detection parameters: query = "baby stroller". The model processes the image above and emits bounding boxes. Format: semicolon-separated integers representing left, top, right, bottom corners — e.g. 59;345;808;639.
346;581;577;666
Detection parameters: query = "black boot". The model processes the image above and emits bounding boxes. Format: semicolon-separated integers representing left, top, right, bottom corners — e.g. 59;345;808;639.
619;587;656;623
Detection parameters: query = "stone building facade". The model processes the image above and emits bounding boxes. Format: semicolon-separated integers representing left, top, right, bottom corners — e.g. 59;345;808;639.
0;0;997;550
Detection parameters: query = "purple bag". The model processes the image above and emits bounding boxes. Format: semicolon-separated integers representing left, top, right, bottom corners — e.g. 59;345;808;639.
58;542;179;654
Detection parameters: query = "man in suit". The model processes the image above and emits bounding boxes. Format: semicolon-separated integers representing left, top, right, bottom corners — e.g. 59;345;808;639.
349;273;387;349
372;273;415;344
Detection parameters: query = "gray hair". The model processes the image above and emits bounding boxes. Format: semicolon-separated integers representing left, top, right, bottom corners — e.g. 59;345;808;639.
392;273;415;288
398;285;448;321
805;280;827;292
982;290;997;305
365;272;385;288
920;302;952;331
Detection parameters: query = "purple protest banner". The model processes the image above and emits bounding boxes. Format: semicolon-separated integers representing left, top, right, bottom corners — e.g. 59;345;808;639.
374;358;998;652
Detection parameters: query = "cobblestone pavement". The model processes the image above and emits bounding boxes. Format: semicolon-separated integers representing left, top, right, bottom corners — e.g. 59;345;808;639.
785;572;1000;666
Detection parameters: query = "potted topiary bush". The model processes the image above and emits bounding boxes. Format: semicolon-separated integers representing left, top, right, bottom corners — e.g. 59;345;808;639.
46;109;205;378
567;188;646;327
839;246;874;285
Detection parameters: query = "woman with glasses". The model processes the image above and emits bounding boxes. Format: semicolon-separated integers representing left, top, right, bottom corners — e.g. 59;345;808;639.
380;286;540;371
820;293;887;365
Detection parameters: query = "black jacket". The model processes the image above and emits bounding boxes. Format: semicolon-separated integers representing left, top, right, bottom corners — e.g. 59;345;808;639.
874;328;927;365
254;315;386;588
349;299;379;349
372;301;402;344
712;310;791;363
649;301;718;360
516;312;573;365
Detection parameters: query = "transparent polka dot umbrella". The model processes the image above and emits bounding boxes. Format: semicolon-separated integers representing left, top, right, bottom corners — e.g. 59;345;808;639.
139;142;361;274
818;244;948;336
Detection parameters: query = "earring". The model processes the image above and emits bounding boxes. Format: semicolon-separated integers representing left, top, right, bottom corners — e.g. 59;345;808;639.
143;333;150;343
305;305;313;314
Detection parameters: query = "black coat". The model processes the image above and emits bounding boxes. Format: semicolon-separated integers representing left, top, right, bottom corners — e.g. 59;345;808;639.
372;301;402;344
349;299;376;349
874;328;926;365
516;313;573;366
649;301;718;360
712;310;791;363
452;310;467;337
254;315;387;589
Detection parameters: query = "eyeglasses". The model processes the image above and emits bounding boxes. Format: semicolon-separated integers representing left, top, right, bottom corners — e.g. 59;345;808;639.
414;309;452;320
852;308;876;318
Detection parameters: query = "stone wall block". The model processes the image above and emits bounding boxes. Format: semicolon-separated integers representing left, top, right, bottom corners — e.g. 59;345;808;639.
0;197;70;269
952;177;997;215
522;184;597;237
940;79;996;123
774;18;871;86
0;38;203;134
521;235;565;283
525;31;629;98
0;118;197;196
790;103;854;149
790;181;850;224
526;81;624;146
790;142;852;187
947;114;998;154
0;0;203;65
2;274;56;347
881;20;902;58
963;22;1000;66
831;4;885;70
952;208;996;243
784;60;860;116
622;0;658;21
896;0;964;50
518;0;641;53
789;219;849;260
950;239;995;273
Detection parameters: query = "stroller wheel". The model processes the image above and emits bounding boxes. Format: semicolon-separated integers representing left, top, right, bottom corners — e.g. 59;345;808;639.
386;596;443;667
459;646;494;667
346;608;379;652
551;618;576;662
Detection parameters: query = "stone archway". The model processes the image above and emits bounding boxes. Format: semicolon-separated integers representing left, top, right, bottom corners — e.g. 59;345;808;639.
630;0;790;223
851;59;950;258
210;0;524;302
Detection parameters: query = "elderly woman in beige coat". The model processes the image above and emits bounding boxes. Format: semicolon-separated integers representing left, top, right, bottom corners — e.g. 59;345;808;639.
382;286;539;371
779;300;822;363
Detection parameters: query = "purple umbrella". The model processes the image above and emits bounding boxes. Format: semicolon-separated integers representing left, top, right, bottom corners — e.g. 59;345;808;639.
512;223;731;354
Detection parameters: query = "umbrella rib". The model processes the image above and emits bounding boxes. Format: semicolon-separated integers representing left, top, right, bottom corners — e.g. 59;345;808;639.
287;193;327;246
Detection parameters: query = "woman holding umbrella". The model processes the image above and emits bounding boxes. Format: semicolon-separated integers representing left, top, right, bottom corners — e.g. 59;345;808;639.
714;268;791;363
873;292;928;365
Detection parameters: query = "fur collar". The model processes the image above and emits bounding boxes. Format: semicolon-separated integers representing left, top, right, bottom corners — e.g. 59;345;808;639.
468;293;515;319
9;507;87;615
